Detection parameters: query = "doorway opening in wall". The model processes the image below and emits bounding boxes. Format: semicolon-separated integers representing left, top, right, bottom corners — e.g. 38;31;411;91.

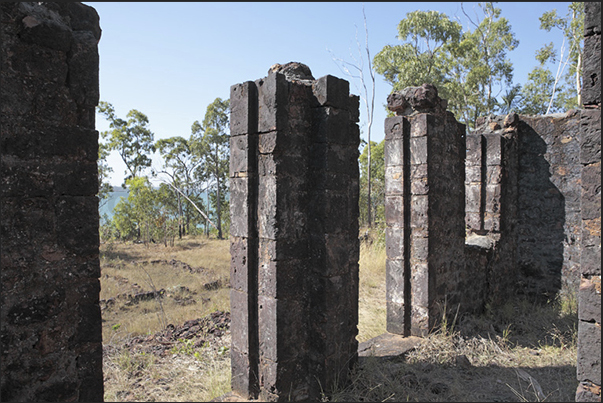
97;191;233;401
356;225;388;344
355;137;388;344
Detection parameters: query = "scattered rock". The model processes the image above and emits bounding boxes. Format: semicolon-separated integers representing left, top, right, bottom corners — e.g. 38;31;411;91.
430;382;449;395
203;279;222;291
121;311;231;357
455;354;473;369
387;83;448;116
268;61;314;82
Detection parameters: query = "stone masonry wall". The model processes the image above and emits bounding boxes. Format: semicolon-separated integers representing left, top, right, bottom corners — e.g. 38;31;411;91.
465;114;520;309
229;62;360;401
463;110;589;308
384;84;465;336
1;2;103;402
516;112;583;300
576;2;601;401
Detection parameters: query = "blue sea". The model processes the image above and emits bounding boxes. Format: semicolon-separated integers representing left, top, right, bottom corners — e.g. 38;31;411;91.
99;187;129;220
98;187;217;221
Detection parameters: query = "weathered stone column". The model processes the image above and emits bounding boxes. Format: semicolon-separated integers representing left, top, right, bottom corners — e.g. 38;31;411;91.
384;84;465;336
1;2;103;401
466;115;519;237
465;115;520;309
229;62;360;401
576;2;601;401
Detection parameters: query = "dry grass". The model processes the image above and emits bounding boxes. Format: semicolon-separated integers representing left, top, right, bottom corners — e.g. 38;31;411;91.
100;237;230;344
327;240;579;402
101;232;578;402
101;235;232;402
358;238;387;342
103;335;231;402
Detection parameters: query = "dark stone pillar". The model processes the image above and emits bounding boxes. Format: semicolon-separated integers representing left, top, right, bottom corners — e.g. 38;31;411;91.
384;84;465;336
1;2;103;401
576;4;601;401
229;62;360;401
465;114;520;309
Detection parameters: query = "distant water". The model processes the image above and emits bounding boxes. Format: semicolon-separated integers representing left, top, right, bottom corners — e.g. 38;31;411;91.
98;187;217;221
99;187;129;220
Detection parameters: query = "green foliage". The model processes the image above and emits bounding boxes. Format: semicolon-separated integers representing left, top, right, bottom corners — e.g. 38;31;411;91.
100;212;118;243
99;97;232;244
518;67;560;115
110;176;178;245
359;140;385;227
191;98;230;240
496;84;522;114
374;4;518;129
170;338;209;360
98;142;114;208
97;101;156;187
520;2;584;114
453;3;518;126
374;10;462;99
156;136;205;237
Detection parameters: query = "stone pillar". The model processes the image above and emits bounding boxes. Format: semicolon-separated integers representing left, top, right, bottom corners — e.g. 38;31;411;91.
229;62;360;401
465;115;520;308
576;3;601;401
466;114;519;237
1;2;103;401
384;84;465;336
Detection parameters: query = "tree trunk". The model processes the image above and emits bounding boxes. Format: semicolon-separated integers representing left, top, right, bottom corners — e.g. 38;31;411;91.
206;190;210;237
576;52;582;107
367;143;372;227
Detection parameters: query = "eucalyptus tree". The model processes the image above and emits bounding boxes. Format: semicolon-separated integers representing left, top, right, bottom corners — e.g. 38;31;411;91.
521;2;584;114
373;4;519;129
97;101;156;187
373;10;463;102
98;141;114;208
156;136;202;237
454;2;518;127
191;97;230;240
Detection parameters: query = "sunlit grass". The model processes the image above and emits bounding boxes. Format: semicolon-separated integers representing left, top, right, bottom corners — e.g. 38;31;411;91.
357;236;387;343
101;231;578;402
100;235;231;343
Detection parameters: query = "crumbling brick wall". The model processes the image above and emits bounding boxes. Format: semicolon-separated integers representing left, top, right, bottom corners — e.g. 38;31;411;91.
0;2;103;401
229;63;360;401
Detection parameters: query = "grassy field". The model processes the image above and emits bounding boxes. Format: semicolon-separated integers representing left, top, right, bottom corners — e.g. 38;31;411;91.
100;232;578;402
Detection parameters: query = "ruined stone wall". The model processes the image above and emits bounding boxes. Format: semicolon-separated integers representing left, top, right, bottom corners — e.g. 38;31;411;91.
465;110;586;304
0;2;103;401
516;112;583;300
229;63;360;401
576;2;601;401
465;114;520;309
384;85;465;336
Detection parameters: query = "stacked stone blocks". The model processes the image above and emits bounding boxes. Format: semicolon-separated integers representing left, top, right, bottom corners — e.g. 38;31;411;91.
466;114;519;237
1;2;103;401
465;114;520;308
229;63;360;401
384;84;466;337
576;2;601;401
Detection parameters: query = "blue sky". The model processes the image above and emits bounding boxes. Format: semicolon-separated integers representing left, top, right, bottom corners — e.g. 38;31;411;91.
85;2;571;187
